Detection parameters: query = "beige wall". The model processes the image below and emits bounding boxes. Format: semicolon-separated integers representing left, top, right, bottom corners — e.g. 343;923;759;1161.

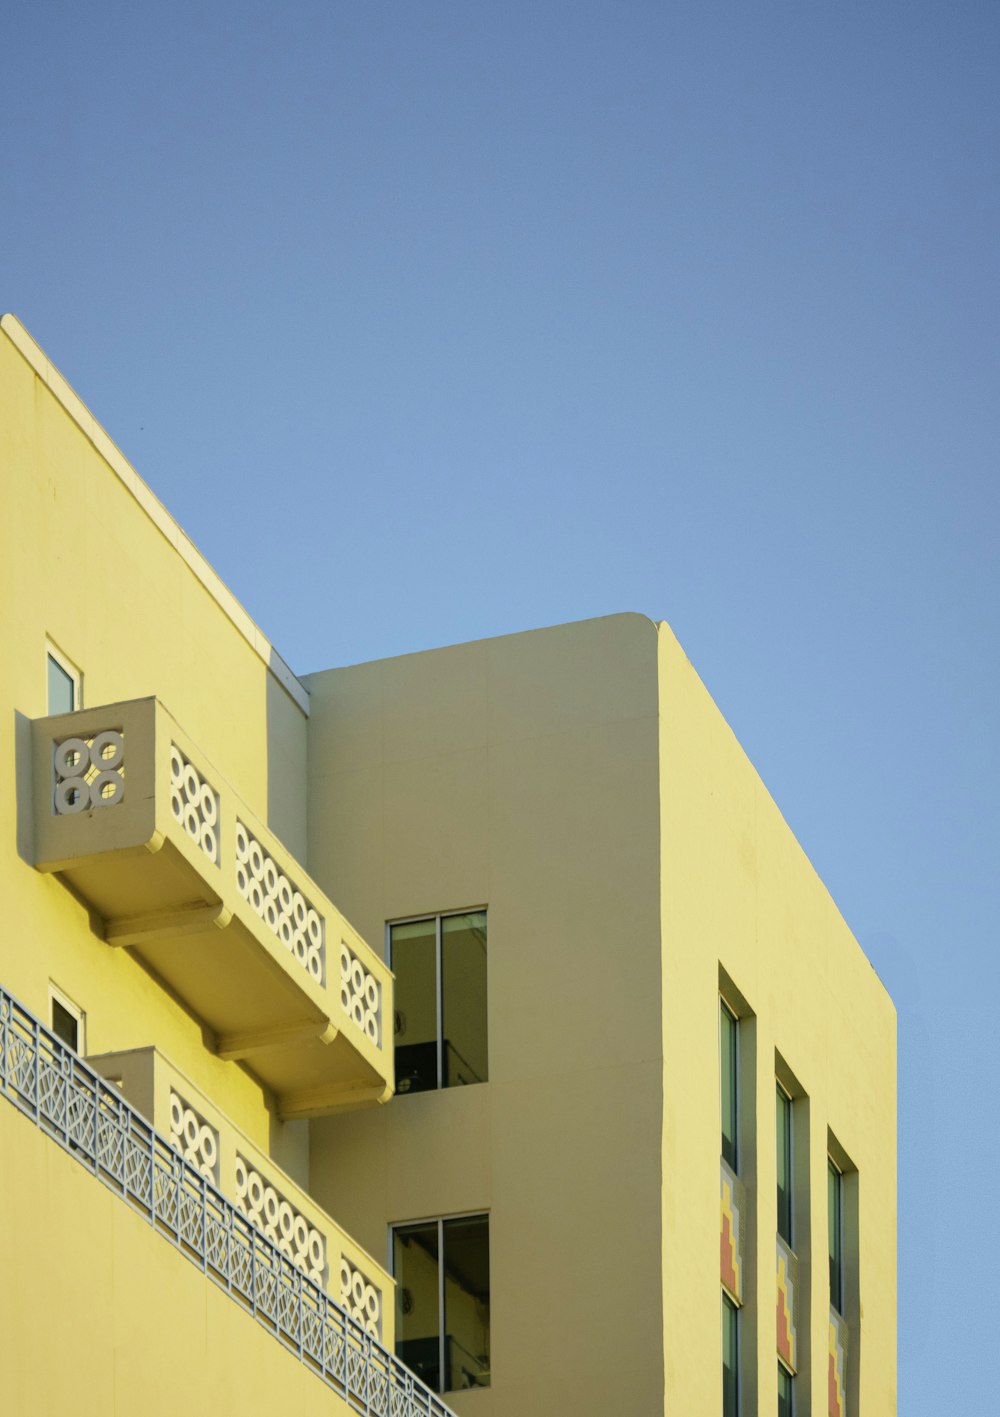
306;615;896;1416
305;614;667;1417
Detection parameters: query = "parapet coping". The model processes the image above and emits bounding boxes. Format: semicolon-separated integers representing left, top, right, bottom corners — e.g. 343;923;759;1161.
0;314;309;716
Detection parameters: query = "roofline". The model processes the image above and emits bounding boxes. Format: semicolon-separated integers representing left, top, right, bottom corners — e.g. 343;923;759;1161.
0;314;308;715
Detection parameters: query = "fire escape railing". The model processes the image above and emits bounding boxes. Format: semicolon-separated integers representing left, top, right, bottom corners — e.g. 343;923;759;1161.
0;983;454;1417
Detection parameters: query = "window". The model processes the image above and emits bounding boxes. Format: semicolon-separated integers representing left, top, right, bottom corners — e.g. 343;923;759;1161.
776;1084;793;1246
722;1292;739;1417
50;984;85;1053
828;1157;844;1313
389;911;487;1093
778;1361;794;1417
720;997;738;1170
391;1214;490;1393
46;644;81;714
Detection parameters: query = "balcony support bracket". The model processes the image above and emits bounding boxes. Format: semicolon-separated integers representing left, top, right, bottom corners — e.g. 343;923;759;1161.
104;901;232;948
279;1078;394;1121
217;1018;335;1060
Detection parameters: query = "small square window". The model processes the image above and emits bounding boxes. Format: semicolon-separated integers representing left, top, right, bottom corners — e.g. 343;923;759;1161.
50;985;85;1053
47;644;81;715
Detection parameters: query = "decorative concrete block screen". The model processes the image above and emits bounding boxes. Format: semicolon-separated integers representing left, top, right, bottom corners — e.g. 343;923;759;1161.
339;944;381;1047
340;1257;383;1340
169;1090;220;1186
169;745;220;865
235;821;325;984
52;729;125;813
234;1152;326;1288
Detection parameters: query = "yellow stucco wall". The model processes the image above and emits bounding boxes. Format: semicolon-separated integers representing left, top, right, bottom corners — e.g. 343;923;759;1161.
0;1102;357;1417
0;315;310;1168
0;315;402;1415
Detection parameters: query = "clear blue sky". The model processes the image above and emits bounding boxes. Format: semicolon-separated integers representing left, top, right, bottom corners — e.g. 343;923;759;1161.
5;3;997;1407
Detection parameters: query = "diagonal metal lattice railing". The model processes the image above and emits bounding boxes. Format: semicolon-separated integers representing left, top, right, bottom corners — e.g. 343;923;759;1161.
0;983;456;1417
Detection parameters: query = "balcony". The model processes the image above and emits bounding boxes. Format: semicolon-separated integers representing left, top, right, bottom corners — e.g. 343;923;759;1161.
28;697;393;1118
87;1043;393;1346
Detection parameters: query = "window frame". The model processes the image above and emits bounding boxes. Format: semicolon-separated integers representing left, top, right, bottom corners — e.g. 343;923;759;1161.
46;641;82;714
722;1288;739;1417
389;1210;490;1394
777;1357;794;1417
49;982;86;1054
828;1155;844;1314
776;1080;793;1247
720;994;739;1173
387;908;488;1092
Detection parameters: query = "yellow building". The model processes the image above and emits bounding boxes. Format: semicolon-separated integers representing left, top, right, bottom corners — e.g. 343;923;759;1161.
0;313;896;1417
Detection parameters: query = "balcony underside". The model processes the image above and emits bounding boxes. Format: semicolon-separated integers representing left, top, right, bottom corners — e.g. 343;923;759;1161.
29;698;393;1118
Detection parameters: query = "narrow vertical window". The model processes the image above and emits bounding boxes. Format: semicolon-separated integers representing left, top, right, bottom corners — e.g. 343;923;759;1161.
392;1214;490;1392
828;1158;844;1313
391;918;438;1093
47;647;80;714
722;1292;739;1417
391;911;488;1093
776;1084;793;1246
720;999;738;1171
778;1361;794;1417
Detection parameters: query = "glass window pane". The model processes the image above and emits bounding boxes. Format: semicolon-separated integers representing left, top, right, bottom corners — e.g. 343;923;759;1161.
828;1159;843;1312
722;1293;738;1417
441;912;488;1087
776;1087;792;1245
47;655;75;715
778;1363;794;1417
393;1222;441;1391
720;1002;737;1170
391;920;438;1093
442;1215;490;1390
51;998;78;1051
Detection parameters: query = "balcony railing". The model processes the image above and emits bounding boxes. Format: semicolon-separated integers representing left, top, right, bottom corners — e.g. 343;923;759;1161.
27;697;392;1118
87;1043;393;1345
0;983;453;1417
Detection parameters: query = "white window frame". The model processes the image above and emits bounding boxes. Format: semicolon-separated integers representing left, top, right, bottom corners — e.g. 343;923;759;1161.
387;908;488;1091
49;981;86;1054
46;640;83;713
388;1210;490;1396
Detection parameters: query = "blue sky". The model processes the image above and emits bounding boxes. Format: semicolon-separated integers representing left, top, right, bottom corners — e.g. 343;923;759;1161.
5;3;998;1407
